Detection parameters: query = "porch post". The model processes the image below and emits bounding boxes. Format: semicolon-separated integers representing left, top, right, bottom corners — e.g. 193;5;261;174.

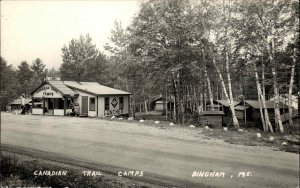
32;97;34;114
97;96;99;117
128;95;130;116
64;97;67;116
43;98;45;114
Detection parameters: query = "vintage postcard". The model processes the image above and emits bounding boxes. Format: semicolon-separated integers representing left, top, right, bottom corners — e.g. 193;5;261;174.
1;0;299;187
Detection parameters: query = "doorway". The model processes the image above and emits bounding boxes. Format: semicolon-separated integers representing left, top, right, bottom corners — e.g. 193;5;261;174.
81;96;88;116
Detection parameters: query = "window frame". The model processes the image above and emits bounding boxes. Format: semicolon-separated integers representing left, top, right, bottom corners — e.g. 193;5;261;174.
104;97;109;110
89;97;96;111
119;97;124;110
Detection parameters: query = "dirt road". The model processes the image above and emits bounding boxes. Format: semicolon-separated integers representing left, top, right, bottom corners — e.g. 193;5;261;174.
1;113;299;187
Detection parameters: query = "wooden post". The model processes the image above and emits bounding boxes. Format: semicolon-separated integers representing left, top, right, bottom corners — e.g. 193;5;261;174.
64;97;67;116
32;97;34;114
165;91;168;120
128;95;130;117
43;98;45;114
244;99;246;124
144;100;148;115
97;96;99;117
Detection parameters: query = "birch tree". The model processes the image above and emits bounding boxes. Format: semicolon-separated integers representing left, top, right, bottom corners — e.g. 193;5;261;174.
287;0;299;127
209;0;240;128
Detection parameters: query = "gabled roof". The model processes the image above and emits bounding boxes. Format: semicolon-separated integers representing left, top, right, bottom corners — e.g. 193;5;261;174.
30;81;131;96
151;96;173;103
63;81;131;96
244;100;288;109
234;105;249;110
215;100;239;107
48;81;77;96
30;81;77;96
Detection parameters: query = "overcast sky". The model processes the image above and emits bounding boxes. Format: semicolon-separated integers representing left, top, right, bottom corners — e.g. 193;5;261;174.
1;0;139;69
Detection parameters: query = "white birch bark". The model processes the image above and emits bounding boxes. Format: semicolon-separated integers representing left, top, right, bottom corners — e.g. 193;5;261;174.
267;37;283;132
205;66;214;111
202;50;214;111
253;61;273;132
261;61;269;132
212;56;239;128
144;100;148;115
225;51;239;128
288;14;298;127
288;47;296;127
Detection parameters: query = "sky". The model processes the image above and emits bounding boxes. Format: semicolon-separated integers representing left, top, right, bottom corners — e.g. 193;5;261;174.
1;0;140;69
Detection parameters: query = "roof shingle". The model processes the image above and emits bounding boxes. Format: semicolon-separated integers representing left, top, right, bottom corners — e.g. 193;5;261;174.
63;81;131;95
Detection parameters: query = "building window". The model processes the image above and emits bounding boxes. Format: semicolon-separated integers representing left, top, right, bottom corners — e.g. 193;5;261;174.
89;97;95;111
105;97;109;110
119;97;124;110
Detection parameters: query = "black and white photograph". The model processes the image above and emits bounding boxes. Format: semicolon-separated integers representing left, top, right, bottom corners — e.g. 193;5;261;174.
0;0;299;187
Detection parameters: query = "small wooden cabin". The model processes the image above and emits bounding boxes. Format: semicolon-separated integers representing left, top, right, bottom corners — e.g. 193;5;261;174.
200;111;225;127
235;100;289;128
8;97;31;111
150;96;174;112
213;100;240;116
242;100;288;121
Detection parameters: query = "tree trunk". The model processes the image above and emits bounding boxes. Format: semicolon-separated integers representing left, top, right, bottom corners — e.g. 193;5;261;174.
288;45;297;127
225;51;239;128
261;60;269;132
271;66;283;132
202;49;214;111
144;100;148;115
204;81;207;111
178;78;185;124
132;98;135;117
199;84;203;112
267;37;283;132
173;78;178;123
253;61;273;132
205;69;214;111
212;56;239;128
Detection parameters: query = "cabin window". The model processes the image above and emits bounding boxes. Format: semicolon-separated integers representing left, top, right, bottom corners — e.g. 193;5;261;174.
105;97;109;110
89;97;95;111
119;97;124;110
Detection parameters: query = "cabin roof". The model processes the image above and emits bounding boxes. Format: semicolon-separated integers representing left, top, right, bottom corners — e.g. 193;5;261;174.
30;81;131;96
30;80;77;96
215;100;239;107
151;96;173;103
234;105;249;110
244;100;288;109
48;81;78;96
63;81;131;96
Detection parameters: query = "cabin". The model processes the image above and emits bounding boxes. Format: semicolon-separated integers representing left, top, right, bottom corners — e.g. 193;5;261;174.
30;80;131;117
213;100;240;116
235;100;289;128
200;111;225;127
8;96;32;111
242;100;288;121
150;96;174;112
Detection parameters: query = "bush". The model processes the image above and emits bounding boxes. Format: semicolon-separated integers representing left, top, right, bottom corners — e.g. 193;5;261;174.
189;113;203;127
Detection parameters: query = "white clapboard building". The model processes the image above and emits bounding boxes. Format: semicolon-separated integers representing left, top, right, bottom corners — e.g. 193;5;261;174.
30;80;131;117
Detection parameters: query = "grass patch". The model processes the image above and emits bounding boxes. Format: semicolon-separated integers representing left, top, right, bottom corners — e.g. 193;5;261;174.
0;154;146;188
201;127;299;154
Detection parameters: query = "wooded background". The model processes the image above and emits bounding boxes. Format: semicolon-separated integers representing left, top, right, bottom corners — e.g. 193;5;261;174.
1;0;299;133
